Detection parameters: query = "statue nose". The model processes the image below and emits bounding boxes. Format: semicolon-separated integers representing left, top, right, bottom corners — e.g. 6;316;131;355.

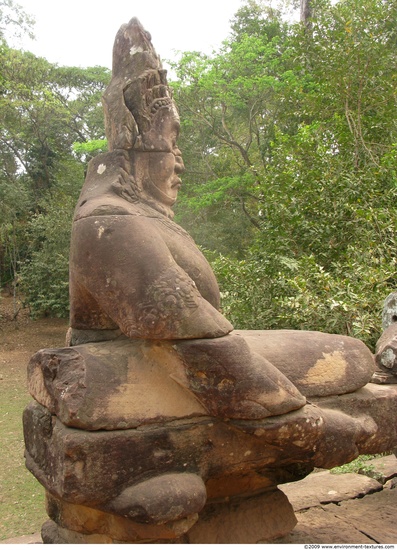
175;155;185;175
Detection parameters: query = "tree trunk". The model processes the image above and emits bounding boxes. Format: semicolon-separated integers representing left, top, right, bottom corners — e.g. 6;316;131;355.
300;0;312;27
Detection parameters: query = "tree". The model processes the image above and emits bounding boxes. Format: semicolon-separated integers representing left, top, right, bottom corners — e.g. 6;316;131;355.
18;189;77;318
0;47;109;200
0;0;34;43
0;7;110;314
172;0;397;348
171;3;298;255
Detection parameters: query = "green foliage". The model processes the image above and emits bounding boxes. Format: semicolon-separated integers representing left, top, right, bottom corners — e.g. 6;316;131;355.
73;138;108;160
0;176;30;287
16;156;85;318
173;0;397;348
18;190;77;318
0;46;110;200
175;172;258;257
211;248;391;350
330;454;384;477
0;8;109;312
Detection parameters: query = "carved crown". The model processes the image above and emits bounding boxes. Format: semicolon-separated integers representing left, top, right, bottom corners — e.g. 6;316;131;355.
102;17;179;153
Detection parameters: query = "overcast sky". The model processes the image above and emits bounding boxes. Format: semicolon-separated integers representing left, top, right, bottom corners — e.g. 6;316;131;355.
14;0;245;70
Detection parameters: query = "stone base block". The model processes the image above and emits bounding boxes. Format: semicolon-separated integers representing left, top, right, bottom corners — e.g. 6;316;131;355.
42;488;295;544
42;520;115;544
45;492;198;542
187;488;296;544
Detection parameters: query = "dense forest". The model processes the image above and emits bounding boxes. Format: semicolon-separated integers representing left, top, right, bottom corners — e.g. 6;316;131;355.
1;0;396;349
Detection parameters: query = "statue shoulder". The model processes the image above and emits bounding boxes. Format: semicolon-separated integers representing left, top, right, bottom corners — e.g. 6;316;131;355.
74;150;140;220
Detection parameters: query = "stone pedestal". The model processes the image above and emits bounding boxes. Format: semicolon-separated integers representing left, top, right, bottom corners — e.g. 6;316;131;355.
41;489;296;544
23;336;397;543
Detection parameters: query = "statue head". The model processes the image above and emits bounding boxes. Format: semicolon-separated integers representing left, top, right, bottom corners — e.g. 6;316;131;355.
102;18;184;212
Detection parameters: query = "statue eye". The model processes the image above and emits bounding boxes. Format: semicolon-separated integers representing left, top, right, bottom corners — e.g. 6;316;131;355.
173;120;180;137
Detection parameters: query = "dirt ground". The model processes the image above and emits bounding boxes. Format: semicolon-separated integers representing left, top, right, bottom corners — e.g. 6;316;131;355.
0;293;69;354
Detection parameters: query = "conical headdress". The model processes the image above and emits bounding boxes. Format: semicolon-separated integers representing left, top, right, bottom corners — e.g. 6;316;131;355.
102;17;179;152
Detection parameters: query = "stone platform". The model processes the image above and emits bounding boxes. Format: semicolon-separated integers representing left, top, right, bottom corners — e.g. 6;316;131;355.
3;456;396;544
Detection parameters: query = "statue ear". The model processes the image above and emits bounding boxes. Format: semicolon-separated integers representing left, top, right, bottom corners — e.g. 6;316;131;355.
102;78;140;152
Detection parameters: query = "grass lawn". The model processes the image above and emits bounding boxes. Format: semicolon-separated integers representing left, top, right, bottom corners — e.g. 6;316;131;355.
0;295;68;541
0;383;47;540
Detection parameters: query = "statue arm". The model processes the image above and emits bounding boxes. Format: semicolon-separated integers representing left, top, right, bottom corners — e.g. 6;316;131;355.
70;215;233;340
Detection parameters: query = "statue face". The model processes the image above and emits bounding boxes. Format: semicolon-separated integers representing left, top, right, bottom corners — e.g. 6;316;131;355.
146;148;185;206
133;107;185;208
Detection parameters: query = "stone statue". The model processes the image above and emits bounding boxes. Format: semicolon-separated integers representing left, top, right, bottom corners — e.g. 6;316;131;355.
23;18;397;544
373;291;397;383
68;17;371;418
69;18;233;341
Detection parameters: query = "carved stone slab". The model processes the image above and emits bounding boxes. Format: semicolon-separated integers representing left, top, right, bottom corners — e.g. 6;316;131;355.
24;381;397;512
27;330;377;431
280;471;383;510
238;329;375;397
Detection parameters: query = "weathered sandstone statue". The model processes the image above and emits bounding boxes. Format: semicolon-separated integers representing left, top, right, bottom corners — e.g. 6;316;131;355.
373;291;397;384
23;18;397;544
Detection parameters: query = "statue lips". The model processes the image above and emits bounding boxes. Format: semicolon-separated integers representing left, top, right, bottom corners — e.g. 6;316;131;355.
170;153;184;194
173;155;185;188
171;177;182;190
